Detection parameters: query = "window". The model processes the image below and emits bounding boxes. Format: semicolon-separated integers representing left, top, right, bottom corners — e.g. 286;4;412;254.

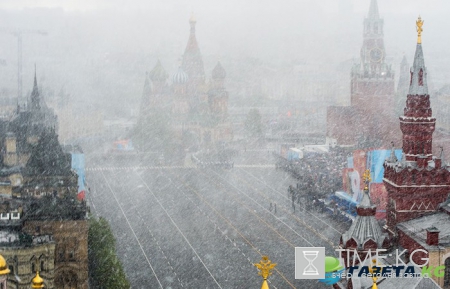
31;262;35;273
419;69;424;86
40;260;45;272
57;246;65;262
68;249;75;261
445;257;450;287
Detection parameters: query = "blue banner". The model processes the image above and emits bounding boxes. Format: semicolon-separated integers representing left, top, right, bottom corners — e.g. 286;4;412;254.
71;153;85;192
367;149;402;183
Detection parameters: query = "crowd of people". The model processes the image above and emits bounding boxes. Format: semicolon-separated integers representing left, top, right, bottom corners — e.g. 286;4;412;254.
279;147;350;199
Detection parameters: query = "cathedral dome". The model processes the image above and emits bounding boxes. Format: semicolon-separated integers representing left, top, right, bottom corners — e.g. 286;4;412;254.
172;67;188;84
32;271;44;288
149;60;168;82
0;255;9;275
211;61;226;80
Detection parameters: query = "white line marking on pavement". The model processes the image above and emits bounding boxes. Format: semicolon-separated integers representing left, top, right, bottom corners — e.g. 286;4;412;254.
137;173;223;289
100;171;164;289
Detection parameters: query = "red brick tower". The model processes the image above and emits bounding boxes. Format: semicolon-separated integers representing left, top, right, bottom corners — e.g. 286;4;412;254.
327;0;398;147
351;0;394;110
383;18;450;234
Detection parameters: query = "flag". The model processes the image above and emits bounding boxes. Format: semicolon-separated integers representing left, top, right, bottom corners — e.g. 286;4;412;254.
77;190;85;201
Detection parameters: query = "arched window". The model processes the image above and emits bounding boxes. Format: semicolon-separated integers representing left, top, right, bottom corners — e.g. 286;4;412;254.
444;257;450;287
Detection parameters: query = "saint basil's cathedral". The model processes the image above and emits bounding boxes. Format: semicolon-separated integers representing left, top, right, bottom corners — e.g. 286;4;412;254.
137;15;233;151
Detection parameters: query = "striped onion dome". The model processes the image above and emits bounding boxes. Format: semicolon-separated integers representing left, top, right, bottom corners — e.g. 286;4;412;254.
172;67;188;84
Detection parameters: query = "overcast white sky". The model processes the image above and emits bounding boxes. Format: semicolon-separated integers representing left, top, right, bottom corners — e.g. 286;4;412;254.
0;0;447;14
0;0;449;115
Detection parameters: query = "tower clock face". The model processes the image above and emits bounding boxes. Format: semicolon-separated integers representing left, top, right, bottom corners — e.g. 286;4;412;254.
369;48;383;62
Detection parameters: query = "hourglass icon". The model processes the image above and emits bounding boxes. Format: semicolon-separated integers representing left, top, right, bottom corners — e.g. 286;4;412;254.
303;251;319;275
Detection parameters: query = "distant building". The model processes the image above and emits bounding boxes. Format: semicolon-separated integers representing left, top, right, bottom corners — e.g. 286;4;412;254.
337;17;450;289
0;73;89;289
327;0;399;148
136;15;233;151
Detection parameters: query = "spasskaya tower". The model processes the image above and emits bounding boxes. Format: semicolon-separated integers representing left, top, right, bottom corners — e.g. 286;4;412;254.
351;0;395;110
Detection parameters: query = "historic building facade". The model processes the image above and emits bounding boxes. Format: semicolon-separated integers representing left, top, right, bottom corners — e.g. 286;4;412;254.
383;21;450;232
0;74;89;289
327;0;398;147
137;15;233;152
336;18;450;289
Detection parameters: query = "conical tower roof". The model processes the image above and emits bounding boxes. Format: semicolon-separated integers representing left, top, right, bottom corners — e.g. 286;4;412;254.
149;60;168;82
30;66;41;111
409;18;428;95
212;61;226;80
368;0;380;19
341;170;388;249
139;72;152;110
181;14;205;82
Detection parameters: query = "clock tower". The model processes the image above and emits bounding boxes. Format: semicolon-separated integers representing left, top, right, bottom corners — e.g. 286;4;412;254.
348;0;396;146
360;0;386;74
327;0;399;146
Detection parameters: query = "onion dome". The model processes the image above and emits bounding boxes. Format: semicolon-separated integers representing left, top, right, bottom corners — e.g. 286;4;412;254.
149;60;168;82
172;67;188;84
0;255;9;275
32;271;44;288
211;61;226;80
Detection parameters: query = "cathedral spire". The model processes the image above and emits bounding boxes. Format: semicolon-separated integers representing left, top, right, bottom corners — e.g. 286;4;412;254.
368;0;380;19
30;65;40;111
33;63;37;89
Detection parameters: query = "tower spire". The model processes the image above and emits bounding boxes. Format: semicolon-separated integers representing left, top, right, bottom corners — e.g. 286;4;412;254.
182;13;205;88
189;12;196;34
409;17;428;96
31;65;40;111
34;63;37;88
368;0;380;19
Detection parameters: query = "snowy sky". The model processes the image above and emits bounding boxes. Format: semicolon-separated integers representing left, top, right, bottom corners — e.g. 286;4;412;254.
1;0;450;113
0;0;448;14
